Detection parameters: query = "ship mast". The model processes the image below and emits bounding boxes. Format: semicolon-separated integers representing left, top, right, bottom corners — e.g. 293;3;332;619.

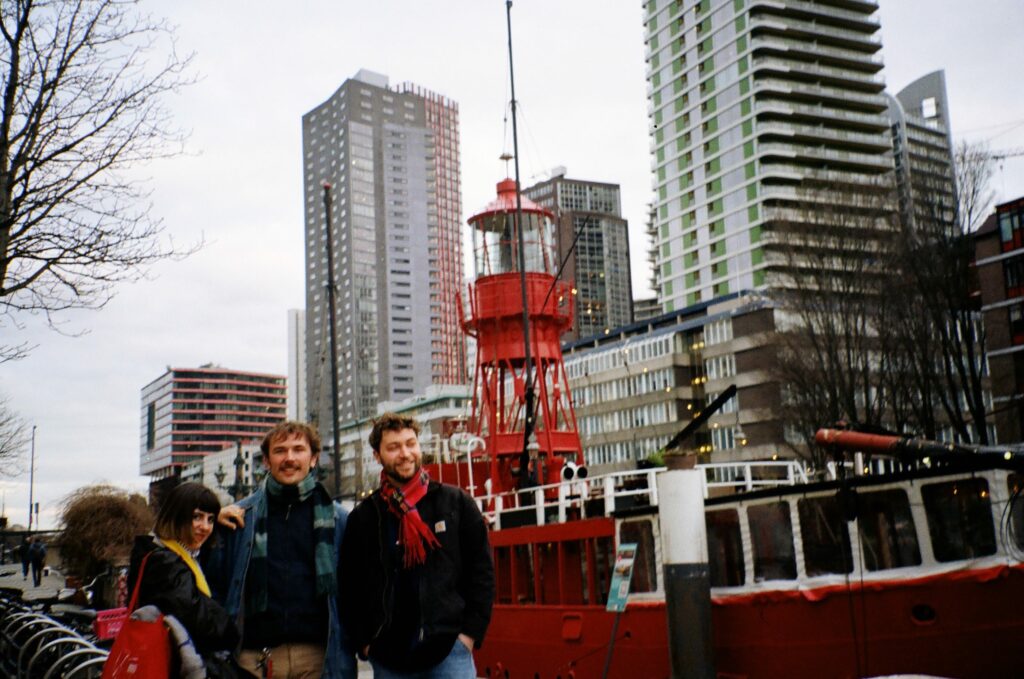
321;181;350;499
504;0;537;486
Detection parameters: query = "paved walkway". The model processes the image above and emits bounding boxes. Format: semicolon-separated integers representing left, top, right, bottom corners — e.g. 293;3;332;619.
0;562;66;601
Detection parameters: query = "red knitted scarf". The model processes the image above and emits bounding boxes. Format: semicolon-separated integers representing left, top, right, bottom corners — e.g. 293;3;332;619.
379;469;441;568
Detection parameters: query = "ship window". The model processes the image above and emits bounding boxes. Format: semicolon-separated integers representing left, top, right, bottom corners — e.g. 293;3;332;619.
537;542;559;604
493;546;513;604
593;536;615;606
513;544;535;604
1009;474;1024;551
798;495;853;576
706;508;744;586
560;540;587;605
922;479;997;562
748;502;797;581
619;520;658;593
858;489;922;571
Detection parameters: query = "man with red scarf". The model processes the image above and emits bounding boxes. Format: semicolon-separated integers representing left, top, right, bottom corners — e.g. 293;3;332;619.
340;412;494;678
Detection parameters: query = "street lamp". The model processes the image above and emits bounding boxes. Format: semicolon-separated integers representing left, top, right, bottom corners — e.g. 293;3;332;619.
28;425;36;532
734;397;747;447
213;441;257;501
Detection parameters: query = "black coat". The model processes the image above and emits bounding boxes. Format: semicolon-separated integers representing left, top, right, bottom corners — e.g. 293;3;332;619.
128;535;239;655
339;481;494;667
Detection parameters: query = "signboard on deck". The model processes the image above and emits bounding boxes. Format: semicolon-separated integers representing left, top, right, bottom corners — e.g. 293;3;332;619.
606;542;637;612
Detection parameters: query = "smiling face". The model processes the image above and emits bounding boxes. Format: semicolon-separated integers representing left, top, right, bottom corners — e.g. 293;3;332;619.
264;432;317;486
374;427;423;485
190;509;215;550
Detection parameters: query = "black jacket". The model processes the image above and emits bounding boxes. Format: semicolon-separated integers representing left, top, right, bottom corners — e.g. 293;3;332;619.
128;535;239;655
339;481;494;667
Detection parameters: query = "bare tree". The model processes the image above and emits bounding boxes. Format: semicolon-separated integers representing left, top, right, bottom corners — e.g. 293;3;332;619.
883;140;995;443
955;140;996;233
0;0;197;360
768;177;903;464
0;392;28;471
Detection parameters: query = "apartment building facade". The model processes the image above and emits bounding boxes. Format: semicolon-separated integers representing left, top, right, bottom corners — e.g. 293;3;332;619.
302;69;465;429
524;169;634;340
887;70;957;231
140;365;286;478
564;293;785;470
975;198;1024;443
644;0;892;308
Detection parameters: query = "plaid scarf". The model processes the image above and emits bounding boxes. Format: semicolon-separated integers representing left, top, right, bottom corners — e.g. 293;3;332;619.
379;469;441;568
247;471;336;614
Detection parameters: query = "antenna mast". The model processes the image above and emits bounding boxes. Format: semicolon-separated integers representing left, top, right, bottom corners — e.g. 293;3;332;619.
505;0;537;484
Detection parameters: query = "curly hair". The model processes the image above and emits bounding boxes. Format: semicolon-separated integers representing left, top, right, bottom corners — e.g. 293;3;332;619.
368;412;421;451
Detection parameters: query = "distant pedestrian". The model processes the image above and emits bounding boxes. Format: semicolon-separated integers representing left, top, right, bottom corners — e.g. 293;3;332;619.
19;536;30;580
28;538;46;587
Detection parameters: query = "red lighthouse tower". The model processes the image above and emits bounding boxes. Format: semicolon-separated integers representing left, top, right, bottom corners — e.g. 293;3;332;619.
459;178;584;497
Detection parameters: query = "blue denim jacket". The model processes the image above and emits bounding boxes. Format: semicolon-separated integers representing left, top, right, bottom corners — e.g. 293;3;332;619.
206;488;356;679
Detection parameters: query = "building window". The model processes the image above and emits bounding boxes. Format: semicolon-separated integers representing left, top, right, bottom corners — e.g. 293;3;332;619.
146;402;157;450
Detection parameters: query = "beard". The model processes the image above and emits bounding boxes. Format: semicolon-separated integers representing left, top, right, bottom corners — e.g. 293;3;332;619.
384;459;421;485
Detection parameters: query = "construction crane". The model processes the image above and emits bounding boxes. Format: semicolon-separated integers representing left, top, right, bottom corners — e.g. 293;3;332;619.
990;146;1024;161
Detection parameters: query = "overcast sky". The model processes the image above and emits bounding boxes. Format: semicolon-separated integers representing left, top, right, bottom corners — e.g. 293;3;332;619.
2;0;1022;529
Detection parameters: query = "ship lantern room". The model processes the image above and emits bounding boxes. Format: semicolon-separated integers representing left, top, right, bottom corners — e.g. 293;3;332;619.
470;178;558;277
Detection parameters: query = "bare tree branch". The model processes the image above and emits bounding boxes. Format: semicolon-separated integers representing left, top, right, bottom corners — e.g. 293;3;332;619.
0;0;198;359
0;393;29;473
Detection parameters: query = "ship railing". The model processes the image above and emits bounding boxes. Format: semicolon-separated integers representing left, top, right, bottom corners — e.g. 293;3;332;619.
825;454;919;478
480;460;810;528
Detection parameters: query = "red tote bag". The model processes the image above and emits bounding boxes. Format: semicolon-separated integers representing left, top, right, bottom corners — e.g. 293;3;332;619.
101;550;174;679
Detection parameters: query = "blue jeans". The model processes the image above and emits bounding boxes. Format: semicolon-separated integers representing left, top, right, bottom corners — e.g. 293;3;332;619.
369;639;476;679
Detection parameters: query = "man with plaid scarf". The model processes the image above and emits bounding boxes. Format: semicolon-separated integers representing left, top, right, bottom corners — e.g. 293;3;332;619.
340;412;494;678
206;421;356;679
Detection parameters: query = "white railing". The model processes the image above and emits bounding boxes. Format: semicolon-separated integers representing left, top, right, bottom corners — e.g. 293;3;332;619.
478;460;810;529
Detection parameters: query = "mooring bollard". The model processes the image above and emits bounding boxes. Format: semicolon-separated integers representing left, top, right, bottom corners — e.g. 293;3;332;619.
657;467;715;679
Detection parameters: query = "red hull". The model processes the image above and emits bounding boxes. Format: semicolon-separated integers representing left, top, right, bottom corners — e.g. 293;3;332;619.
477;565;1024;679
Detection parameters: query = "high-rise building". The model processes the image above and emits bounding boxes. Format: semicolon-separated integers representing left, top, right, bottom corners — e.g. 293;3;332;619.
524;168;633;340
886;70;957;231
644;0;892;308
140;365;286;478
287;308;307;421
302;69;465;429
